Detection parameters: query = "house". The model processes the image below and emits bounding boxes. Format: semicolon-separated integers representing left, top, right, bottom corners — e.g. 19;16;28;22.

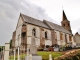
74;32;80;47
11;10;76;52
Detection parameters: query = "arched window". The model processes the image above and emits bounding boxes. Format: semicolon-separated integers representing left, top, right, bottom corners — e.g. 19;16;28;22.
22;24;26;33
45;31;47;38
60;32;63;40
32;28;36;36
69;35;72;41
63;24;65;26
22;24;26;27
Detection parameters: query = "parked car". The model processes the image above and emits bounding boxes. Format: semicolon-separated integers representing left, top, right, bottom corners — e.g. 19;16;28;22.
48;47;54;51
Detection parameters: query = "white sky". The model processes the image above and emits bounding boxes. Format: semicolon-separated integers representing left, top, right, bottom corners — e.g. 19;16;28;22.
26;0;80;34
27;0;80;20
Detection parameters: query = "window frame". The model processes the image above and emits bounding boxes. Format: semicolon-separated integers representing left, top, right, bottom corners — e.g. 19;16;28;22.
45;31;47;39
32;28;36;37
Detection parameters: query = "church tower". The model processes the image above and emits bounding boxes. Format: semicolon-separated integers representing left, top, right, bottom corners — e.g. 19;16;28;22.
61;10;72;33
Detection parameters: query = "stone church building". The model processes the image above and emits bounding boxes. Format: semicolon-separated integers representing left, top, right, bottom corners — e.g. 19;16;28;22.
12;10;76;50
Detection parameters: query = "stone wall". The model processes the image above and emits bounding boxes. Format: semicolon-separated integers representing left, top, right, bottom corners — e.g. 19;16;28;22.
15;16;23;47
14;15;75;49
51;30;57;45
55;30;66;45
27;24;52;48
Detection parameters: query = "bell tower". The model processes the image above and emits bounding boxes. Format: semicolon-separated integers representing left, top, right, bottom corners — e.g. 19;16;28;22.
61;10;72;33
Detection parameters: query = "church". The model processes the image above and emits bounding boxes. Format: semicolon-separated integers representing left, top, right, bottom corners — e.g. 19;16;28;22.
11;10;76;51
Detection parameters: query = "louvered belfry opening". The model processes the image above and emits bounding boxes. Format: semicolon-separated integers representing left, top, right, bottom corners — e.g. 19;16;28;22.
21;24;27;53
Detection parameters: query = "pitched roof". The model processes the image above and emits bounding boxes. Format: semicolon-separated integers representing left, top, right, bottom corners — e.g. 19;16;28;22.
21;14;50;29
21;13;71;34
75;32;79;35
43;20;71;34
63;10;68;21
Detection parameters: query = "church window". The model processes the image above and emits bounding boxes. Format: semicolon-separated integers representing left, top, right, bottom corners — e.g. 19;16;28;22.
32;28;36;36
22;24;26;27
60;32;63;40
63;24;65;26
69;35;72;41
22;24;26;31
45;31;47;38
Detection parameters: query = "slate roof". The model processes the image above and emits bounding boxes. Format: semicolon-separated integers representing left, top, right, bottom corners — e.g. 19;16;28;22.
44;20;71;34
21;13;71;34
21;14;50;29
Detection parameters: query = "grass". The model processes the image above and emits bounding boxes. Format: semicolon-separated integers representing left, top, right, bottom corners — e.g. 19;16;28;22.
38;51;62;60
9;54;26;60
9;51;62;60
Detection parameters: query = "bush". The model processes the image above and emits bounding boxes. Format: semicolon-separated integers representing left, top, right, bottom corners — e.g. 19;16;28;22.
56;50;80;60
51;44;59;48
59;47;65;52
46;45;50;48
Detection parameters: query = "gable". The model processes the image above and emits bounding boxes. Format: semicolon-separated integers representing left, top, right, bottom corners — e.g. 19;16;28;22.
16;15;24;29
21;14;50;29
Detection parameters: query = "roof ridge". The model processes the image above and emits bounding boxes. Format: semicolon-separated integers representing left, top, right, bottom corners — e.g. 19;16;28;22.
44;20;71;34
45;20;62;27
20;13;50;29
21;13;43;22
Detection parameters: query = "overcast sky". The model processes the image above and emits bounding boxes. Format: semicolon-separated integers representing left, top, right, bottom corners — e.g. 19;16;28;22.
0;0;80;45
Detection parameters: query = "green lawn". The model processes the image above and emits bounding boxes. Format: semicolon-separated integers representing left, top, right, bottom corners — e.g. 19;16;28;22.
38;51;62;60
9;51;62;60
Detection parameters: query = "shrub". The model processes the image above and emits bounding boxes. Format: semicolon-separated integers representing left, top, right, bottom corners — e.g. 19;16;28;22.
46;45;50;48
51;44;59;48
38;48;44;51
55;50;80;60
